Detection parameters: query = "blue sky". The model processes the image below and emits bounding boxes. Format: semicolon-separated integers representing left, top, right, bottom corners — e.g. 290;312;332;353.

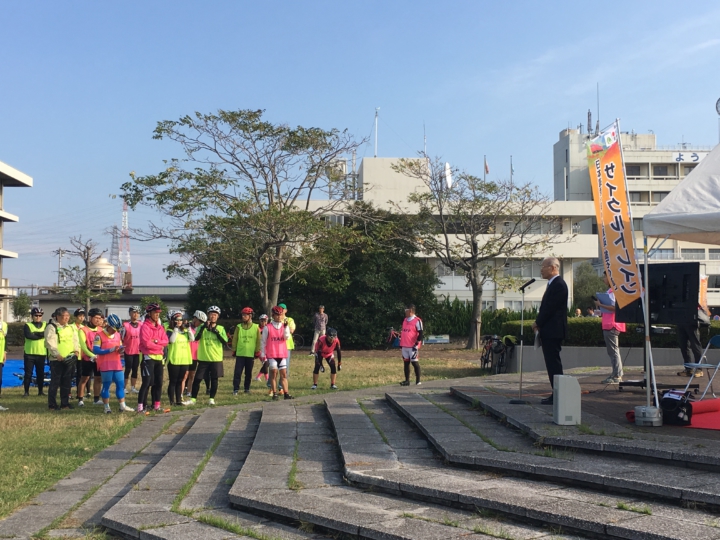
2;1;719;288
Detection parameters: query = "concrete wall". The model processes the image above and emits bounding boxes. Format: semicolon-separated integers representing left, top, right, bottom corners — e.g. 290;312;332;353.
506;345;720;374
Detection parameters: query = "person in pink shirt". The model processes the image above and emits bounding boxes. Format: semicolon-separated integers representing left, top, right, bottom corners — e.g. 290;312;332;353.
260;306;294;401
138;303;169;413
121;306;142;394
399;304;424;386
93;314;130;414
594;271;626;384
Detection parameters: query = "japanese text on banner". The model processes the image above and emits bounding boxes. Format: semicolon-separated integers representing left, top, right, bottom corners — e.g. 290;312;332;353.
586;124;642;308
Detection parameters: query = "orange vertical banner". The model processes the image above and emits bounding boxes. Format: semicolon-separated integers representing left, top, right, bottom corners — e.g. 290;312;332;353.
586;123;642;308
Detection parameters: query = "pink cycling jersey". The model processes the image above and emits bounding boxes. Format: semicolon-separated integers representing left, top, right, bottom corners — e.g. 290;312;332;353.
122;321;141;355
400;316;423;348
265;323;288;359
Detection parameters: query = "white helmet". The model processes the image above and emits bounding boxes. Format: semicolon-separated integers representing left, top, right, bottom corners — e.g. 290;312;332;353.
168;310;182;321
193;310;207;322
207;305;221;315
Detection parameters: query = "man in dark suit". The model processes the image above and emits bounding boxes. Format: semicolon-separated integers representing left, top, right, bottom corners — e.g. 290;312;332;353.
532;257;568;405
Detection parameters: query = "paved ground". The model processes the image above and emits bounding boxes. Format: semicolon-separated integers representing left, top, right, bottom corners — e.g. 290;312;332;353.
4;364;720;540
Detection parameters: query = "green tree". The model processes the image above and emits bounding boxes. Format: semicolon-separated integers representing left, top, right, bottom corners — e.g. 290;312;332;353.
57;236;119;312
573;262;606;313
187;269;261;319
394;156;562;349
121;109;364;315
12;291;32;322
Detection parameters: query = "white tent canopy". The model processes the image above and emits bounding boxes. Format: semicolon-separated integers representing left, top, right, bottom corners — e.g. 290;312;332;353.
644;143;720;245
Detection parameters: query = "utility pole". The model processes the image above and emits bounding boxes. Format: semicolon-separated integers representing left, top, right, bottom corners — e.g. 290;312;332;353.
374;108;380;158
53;248;66;287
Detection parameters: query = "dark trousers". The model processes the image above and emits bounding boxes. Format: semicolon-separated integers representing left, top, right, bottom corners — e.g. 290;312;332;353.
192;362;221;399
138;357;164;408
677;324;702;364
48;359;75;409
233;356;254;391
23;354;46;394
541;337;564;388
167;363;189;404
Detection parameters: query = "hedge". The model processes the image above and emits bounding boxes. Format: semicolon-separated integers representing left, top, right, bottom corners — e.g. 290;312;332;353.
500;318;720;348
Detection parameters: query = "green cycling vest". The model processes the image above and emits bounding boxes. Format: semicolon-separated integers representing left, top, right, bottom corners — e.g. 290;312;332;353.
197;324;227;362
0;322;7;362
54;324;77;358
234;323;259;357
24;322;47;355
167;330;193;365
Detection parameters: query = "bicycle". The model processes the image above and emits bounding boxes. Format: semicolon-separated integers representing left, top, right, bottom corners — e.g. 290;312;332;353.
384;327;400;350
479;335;494;370
492;336;515;375
292;334;305;348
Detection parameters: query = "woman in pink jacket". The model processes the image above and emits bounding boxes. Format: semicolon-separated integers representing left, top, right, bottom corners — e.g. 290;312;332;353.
137;303;169;413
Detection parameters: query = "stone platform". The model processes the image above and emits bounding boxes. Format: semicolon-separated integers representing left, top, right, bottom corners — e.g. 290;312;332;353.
3;369;720;540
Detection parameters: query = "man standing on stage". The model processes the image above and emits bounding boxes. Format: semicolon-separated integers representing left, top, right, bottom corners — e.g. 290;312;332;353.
532;257;568;405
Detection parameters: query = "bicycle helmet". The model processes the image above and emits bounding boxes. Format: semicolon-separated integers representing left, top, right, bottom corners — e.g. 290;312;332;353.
327;327;338;337
129;306;140;314
168;310;182;321
31;307;44;316
145;303;161;313
73;308;85;317
259;314;268;320
88;308;103;318
107;314;122;330
271;306;283;315
207;305;221;315
193;310;207;322
240;307;254;315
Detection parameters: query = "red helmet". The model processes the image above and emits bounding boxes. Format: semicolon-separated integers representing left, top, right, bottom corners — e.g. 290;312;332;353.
241;307;254;315
271;306;283;315
145;303;161;313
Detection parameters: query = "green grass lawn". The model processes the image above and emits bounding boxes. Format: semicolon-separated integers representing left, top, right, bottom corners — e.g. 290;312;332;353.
0;353;483;521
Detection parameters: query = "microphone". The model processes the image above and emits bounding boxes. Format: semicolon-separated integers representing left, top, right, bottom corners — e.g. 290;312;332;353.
519;278;536;292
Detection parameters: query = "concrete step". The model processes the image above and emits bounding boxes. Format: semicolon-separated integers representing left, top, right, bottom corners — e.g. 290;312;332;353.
387;391;720;507
325;395;720;540
452;385;720;468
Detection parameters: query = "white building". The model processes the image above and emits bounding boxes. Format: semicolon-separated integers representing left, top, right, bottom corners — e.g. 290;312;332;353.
313;157;599;309
0;160;32;319
553;128;720;307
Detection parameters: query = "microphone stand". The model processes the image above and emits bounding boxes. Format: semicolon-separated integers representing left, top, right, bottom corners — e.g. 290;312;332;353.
510;279;534;404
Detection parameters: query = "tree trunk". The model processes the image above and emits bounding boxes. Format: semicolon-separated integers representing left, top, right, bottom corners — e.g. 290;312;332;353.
265;246;284;313
465;275;484;350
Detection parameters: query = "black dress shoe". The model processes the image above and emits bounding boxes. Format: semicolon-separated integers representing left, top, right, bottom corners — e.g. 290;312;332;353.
540;396;554;405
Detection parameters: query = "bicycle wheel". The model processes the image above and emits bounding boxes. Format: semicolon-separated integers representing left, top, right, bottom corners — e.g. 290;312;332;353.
292;334;304;348
494;350;506;374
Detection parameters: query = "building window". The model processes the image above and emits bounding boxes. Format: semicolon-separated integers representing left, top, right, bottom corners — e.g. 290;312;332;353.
708;275;720;289
650;249;674;260
626;165;641;176
504;259;542;279
683;165;696;175
709;249;720;260
653;165;669;177
651;192;669;203
632;218;643;232
323;215;345;227
681;249;705;260
482;301;495;311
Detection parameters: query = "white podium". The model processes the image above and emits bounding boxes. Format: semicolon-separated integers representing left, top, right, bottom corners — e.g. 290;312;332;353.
553;375;581;425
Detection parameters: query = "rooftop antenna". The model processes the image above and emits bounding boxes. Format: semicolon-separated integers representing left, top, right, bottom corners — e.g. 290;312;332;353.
588;109;592;136
374;107;380;157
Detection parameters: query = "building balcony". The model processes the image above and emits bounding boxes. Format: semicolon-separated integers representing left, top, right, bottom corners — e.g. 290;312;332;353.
0;161;32;188
0;249;18;259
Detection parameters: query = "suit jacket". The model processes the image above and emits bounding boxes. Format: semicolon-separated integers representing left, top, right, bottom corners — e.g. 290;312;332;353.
535;275;568;340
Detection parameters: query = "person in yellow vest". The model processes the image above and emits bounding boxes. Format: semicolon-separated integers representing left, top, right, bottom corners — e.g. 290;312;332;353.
231;307;261;395
44;307;80;410
0;318;8;410
189;306;228;406
166;311;194;406
278;303;295;380
23;307;48;397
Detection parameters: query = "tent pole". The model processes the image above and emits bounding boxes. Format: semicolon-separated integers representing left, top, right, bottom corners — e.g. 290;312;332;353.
643;235;651;408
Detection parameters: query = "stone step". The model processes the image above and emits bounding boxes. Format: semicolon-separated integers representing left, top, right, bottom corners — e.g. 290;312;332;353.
324;395;720;540
387;391;720;507
0;413;180;539
452;385;720;468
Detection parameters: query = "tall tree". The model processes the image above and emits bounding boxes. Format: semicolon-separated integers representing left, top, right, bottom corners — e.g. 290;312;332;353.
121;109;364;314
58;236;119;312
573;262;606;313
394;156;562;349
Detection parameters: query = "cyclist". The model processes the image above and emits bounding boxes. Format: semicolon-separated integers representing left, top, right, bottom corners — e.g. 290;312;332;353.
23;307;48;397
399;304;423;386
122;306;142;393
138;303;169;413
45;307;80;410
184;310;205;397
278;303;295;377
78;308;103;406
93;314;130;414
190;306;228;406
260;306;294;400
72;308;88;393
231;307;261;395
254;314;270;385
311;327;341;390
0;315;7;402
166;311;194;406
